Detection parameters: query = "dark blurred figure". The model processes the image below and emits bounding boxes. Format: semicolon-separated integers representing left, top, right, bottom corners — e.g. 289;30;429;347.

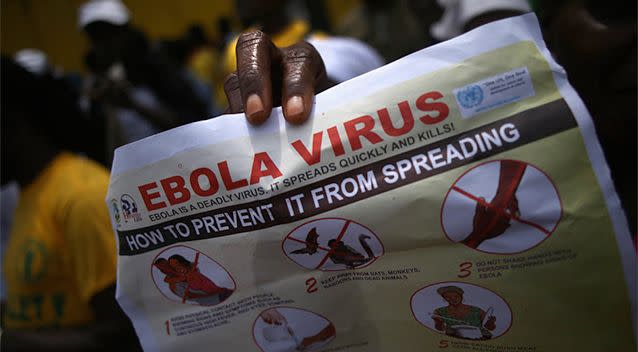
537;0;637;233
0;180;19;324
408;0;635;234
158;25;209;69
207;17;239;109
303;0;331;33
14;48;109;166
79;0;209;162
335;1;439;62
328;1;525;62
425;0;531;41
0;56;141;352
217;17;236;51
157;24;217;115
0;48;109;313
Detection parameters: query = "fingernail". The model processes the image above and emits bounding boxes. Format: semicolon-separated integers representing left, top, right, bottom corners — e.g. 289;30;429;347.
286;96;304;120
246;94;264;120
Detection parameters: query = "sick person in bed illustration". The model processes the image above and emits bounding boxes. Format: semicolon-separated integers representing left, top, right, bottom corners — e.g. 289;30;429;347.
153;254;233;305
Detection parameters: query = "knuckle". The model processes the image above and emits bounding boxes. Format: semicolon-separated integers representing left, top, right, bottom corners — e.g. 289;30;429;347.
283;66;307;93
283;42;317;61
236;30;267;51
237;69;263;94
237;68;262;84
293;41;317;52
283;42;326;87
223;72;239;90
284;79;307;95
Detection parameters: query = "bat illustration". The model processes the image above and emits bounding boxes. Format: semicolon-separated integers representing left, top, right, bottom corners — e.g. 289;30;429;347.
290;228;320;255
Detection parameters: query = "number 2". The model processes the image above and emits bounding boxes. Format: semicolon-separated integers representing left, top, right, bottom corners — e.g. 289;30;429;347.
306;277;318;293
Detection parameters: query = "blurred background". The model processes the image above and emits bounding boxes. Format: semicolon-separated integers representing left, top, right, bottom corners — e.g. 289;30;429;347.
2;0;238;73
0;0;451;166
1;1;635;351
1;0;434;74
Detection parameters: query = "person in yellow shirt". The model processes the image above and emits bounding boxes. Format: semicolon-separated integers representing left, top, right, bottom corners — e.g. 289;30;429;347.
0;57;140;351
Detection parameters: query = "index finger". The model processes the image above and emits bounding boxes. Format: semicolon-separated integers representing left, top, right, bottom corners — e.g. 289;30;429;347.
236;31;280;125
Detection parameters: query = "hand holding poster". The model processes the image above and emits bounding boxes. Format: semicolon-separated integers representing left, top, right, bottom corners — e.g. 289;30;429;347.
107;14;636;351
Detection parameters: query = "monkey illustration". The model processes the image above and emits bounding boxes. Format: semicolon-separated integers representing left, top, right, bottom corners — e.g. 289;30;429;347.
327;234;375;268
290;228;320;255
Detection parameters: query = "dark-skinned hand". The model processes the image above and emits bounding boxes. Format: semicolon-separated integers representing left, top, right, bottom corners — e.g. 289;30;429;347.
223;30;332;125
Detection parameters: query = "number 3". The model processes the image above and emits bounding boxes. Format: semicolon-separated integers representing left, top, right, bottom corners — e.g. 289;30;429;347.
458;262;472;278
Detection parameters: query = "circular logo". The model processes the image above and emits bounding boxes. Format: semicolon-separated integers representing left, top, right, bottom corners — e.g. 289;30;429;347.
151;245;236;306
456;85;484;109
282;218;384;271
120;193;142;222
410;282;513;341
441;159;562;254
111;199;121;225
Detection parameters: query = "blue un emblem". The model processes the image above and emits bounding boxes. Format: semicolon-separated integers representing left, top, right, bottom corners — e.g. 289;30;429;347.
457;85;484;109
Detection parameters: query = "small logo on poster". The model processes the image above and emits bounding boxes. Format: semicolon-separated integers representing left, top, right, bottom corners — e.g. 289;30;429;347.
111;198;121;225
456;85;484;109
120;194;142;223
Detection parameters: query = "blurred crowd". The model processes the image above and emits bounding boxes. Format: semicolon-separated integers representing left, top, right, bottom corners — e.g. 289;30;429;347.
0;0;635;351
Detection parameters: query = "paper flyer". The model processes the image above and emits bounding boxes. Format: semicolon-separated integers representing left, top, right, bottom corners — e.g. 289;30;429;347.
107;14;636;351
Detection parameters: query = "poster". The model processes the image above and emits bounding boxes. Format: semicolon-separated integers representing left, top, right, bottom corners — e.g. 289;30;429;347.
107;14;636;351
